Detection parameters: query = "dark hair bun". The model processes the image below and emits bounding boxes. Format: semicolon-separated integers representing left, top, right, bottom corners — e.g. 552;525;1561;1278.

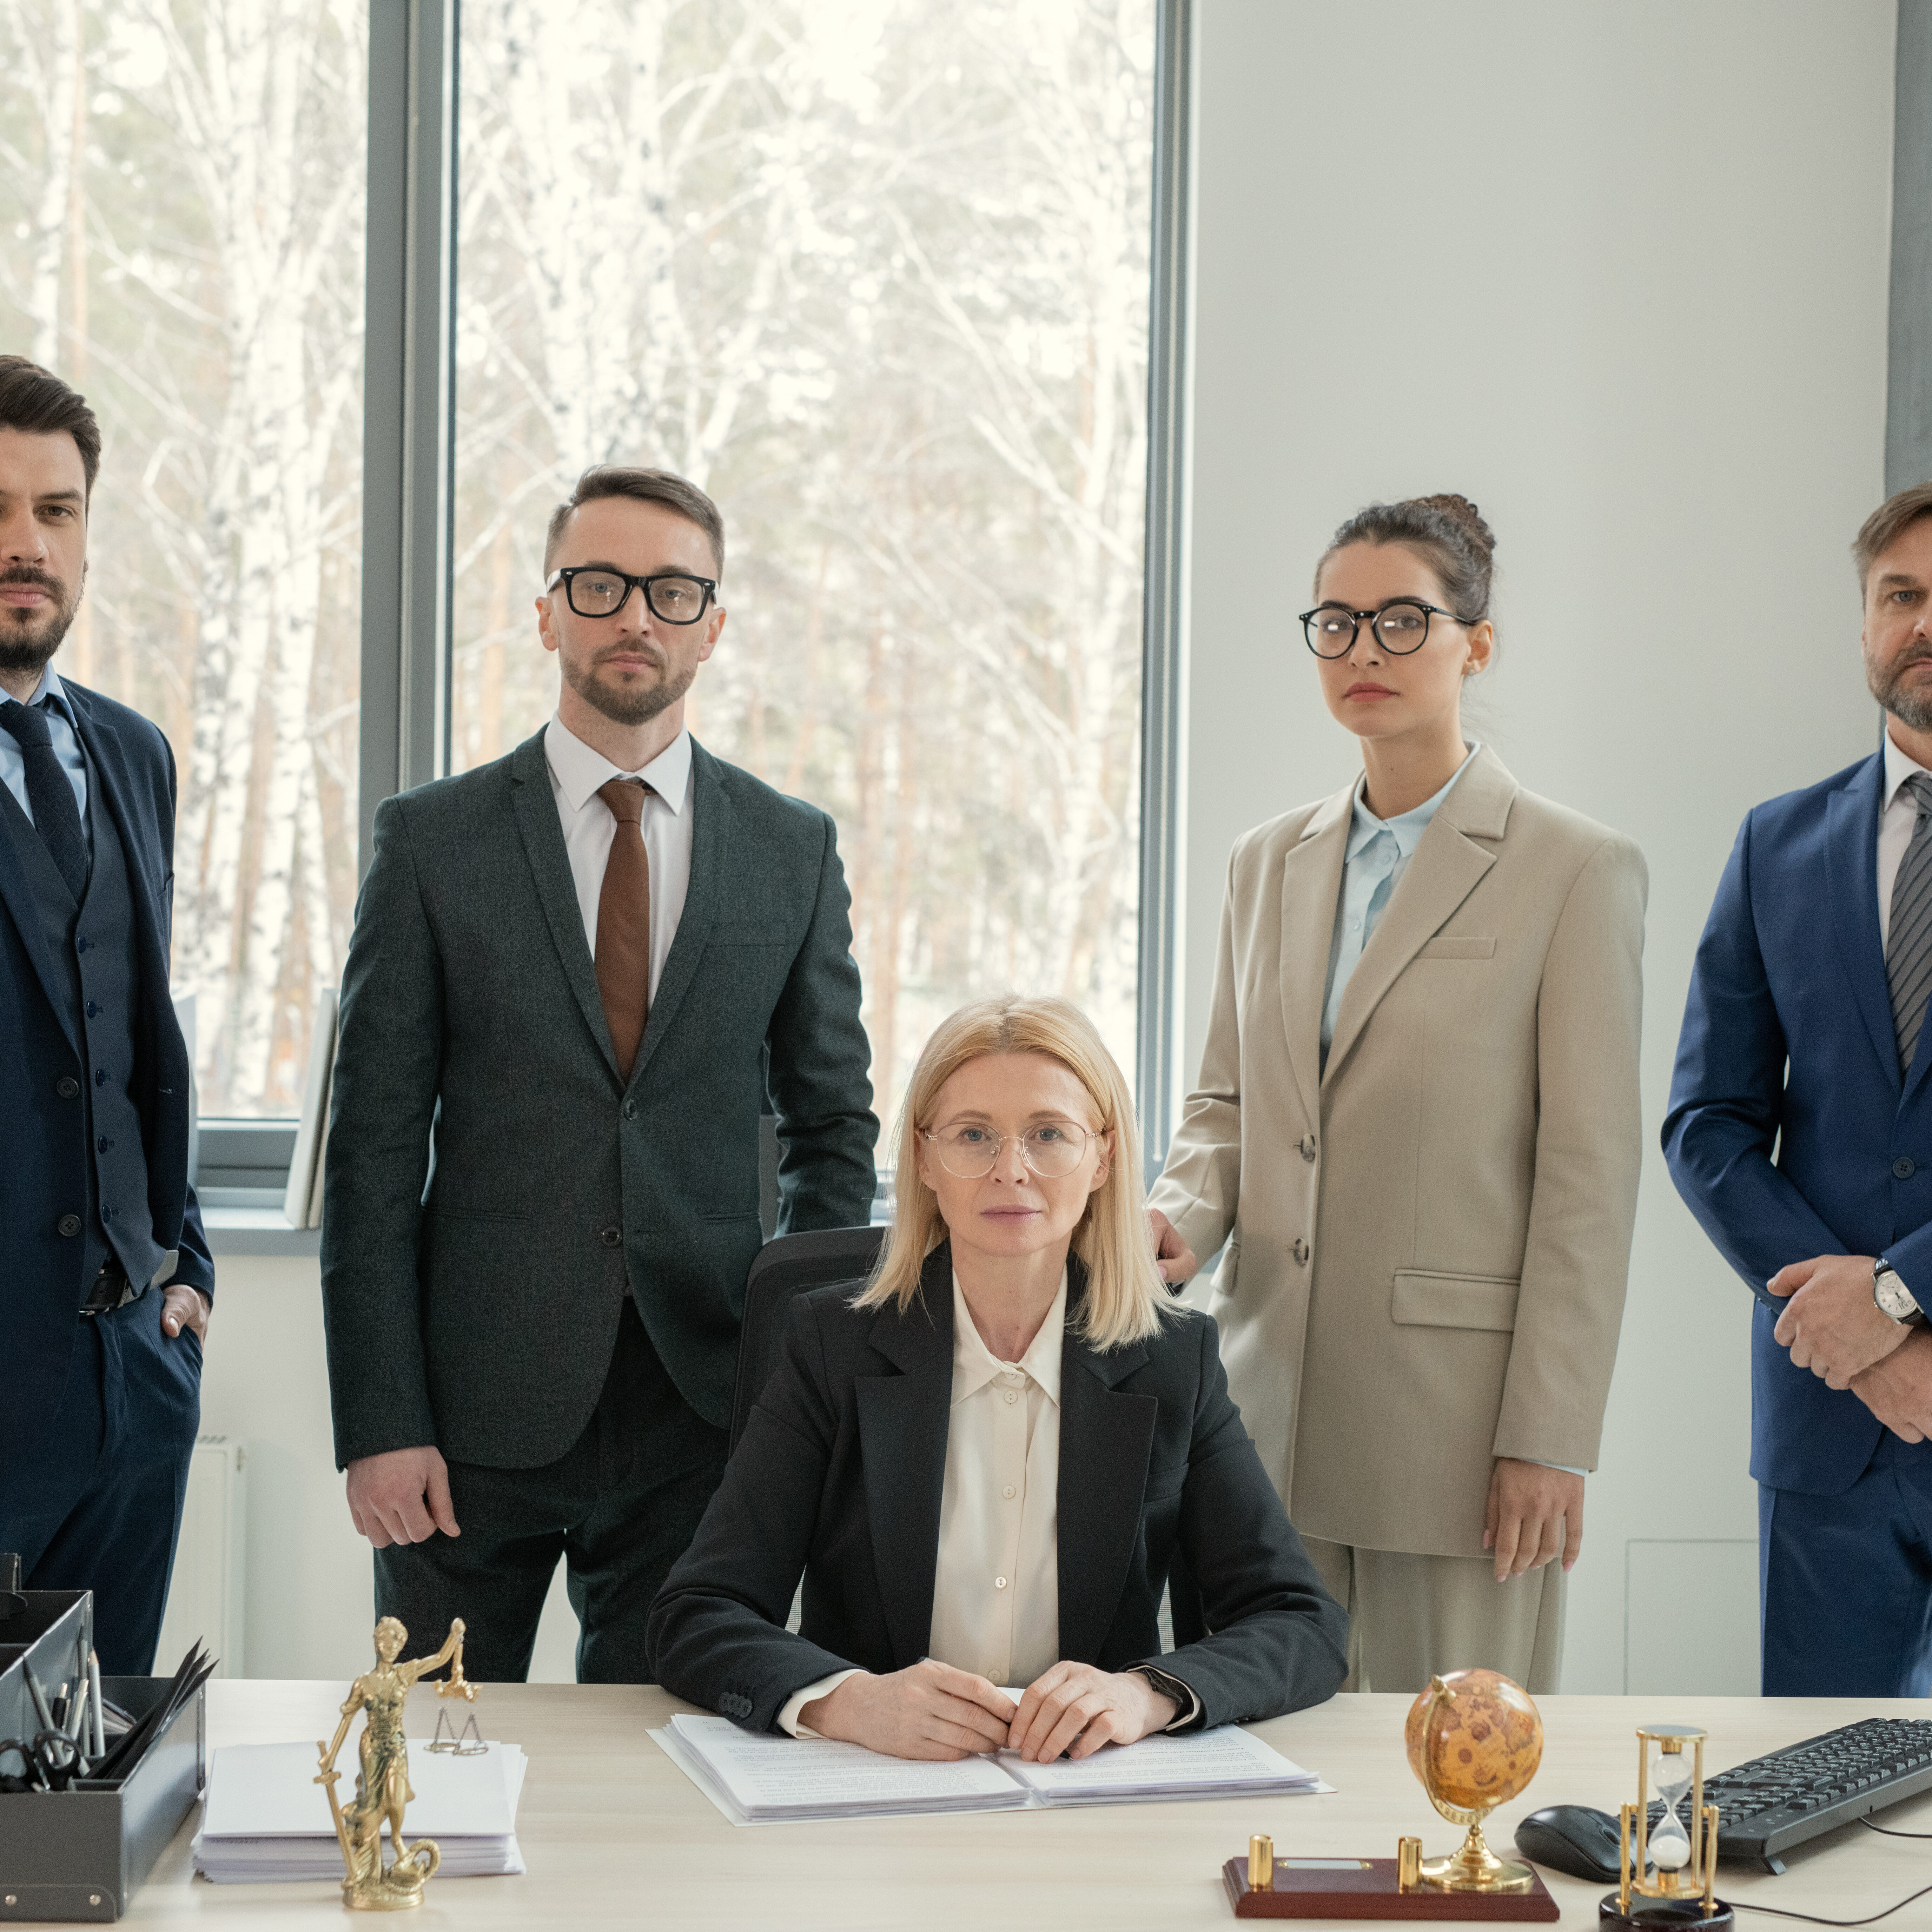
1409;492;1495;565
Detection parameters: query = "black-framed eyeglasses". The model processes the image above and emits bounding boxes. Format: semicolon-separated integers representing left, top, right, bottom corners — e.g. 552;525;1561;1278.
1297;599;1466;658
547;566;718;624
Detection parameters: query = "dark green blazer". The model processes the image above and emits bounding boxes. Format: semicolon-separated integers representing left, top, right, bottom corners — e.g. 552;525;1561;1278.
320;732;878;1470
648;1245;1349;1733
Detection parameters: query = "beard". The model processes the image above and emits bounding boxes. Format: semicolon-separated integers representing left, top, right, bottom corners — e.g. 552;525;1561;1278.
1870;641;1932;730
563;644;697;727
0;565;82;679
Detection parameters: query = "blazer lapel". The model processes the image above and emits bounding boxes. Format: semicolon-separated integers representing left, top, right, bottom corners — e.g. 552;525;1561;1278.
0;786;75;1047
856;1246;954;1668
1277;784;1352;1125
1056;1262;1157;1664
627;738;727;1088
1827;754;1906;1093
508;729;621;1081
1322;747;1512;1086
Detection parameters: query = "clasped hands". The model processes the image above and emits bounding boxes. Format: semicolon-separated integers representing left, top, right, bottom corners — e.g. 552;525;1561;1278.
797;1658;1177;1764
1769;1252;1932;1441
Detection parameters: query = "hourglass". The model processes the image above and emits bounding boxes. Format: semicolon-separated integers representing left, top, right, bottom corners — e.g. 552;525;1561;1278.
1602;1724;1734;1929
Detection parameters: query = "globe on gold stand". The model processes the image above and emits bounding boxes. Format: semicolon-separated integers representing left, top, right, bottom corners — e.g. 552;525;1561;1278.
1404;1670;1545;1893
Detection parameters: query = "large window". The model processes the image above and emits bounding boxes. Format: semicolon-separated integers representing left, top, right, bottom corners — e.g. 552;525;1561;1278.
0;0;367;1118
5;0;1162;1157
452;0;1154;1130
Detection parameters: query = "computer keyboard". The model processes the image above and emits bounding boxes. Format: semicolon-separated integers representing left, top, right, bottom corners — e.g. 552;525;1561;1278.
1645;1718;1932;1873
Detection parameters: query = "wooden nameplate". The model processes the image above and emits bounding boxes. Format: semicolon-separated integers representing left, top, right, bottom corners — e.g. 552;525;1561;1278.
1223;1857;1560;1920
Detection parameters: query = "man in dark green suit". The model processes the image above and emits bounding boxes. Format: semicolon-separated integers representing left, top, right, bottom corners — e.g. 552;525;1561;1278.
320;466;877;1682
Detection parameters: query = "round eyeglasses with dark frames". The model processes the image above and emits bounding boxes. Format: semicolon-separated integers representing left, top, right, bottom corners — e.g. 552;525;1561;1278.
547;566;718;624
922;1122;1099;1180
1298;599;1467;659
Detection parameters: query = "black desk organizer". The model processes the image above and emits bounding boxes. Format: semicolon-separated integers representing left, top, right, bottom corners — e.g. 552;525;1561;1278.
1;1590;205;1923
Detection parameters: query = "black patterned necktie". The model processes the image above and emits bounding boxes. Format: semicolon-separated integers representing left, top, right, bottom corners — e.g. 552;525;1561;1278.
0;697;88;901
1888;770;1932;1073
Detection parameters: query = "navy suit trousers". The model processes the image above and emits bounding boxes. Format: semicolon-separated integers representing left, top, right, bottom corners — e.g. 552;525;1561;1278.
1759;1434;1932;1695
0;1292;201;1673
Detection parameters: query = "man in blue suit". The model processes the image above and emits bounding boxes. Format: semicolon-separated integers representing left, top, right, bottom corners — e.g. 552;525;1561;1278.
1667;479;1932;1695
0;356;213;1673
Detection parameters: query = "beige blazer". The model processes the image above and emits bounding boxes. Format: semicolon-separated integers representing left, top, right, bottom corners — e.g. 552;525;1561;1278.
1149;748;1646;1558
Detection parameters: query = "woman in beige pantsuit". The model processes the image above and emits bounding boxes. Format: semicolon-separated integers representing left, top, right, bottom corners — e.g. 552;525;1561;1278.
1149;495;1645;1694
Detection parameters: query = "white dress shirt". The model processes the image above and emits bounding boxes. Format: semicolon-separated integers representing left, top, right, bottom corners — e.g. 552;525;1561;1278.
778;1272;1197;1739
1877;729;1932;951
1319;743;1478;1058
542;715;693;1000
0;661;90;832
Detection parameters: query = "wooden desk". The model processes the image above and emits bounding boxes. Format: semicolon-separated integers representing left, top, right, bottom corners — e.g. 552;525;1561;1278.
78;1686;1932;1928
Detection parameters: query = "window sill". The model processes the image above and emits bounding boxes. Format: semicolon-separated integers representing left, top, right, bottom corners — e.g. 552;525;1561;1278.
203;1204;321;1258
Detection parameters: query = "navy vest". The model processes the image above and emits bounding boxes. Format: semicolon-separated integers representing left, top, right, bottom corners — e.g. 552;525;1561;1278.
0;749;165;1293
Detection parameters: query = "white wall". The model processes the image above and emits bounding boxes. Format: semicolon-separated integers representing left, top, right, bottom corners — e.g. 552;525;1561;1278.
1182;0;1897;1688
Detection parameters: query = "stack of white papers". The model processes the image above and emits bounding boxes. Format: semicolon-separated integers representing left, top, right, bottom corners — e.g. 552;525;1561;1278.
653;1713;1321;1827
192;1740;529;1883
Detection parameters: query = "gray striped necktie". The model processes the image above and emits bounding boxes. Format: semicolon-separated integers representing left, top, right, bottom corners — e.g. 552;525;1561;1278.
1888;770;1932;1073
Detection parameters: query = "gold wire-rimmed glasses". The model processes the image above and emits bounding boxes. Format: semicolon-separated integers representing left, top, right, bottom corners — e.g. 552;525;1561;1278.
922;1121;1098;1179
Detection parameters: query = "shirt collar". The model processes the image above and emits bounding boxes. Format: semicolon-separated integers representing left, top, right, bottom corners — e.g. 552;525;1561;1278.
1883;728;1932;810
11;661;69;718
544;713;692;817
1346;741;1481;862
950;1269;1067;1407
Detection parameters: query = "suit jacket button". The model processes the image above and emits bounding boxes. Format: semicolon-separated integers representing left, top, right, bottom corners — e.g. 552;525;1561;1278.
600;1226;622;1248
1895;1157;1917;1179
56;1076;80;1099
1293;1237;1310;1265
622;1099;637;1120
1299;1134;1317;1162
57;1214;81;1237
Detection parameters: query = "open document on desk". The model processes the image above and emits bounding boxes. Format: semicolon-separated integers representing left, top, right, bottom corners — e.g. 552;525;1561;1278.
651;1714;1325;1826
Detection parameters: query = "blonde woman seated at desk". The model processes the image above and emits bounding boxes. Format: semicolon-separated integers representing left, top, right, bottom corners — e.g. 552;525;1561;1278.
648;995;1347;1762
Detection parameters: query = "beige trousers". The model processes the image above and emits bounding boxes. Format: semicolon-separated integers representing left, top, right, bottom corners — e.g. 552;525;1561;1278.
1304;1537;1566;1696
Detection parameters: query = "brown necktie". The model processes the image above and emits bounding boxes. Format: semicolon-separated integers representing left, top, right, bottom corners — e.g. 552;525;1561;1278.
595;778;653;1080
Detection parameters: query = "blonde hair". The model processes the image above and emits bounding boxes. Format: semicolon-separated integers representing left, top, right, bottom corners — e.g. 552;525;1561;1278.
855;994;1171;1351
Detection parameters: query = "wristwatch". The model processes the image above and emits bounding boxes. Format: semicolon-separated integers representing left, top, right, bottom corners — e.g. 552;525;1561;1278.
1874;1259;1923;1325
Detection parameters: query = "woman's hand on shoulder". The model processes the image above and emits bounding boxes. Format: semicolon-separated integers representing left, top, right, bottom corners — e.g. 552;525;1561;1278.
1150;1210;1198;1285
800;1660;1013;1761
1010;1662;1177;1763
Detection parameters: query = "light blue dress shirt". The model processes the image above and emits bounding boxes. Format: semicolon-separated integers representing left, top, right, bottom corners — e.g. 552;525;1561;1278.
1319;744;1478;1059
0;661;90;830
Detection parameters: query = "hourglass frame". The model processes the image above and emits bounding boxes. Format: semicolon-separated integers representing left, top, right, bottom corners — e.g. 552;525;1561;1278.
1605;1724;1731;1928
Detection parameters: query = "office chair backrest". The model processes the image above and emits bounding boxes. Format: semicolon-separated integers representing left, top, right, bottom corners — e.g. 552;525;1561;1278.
729;1225;887;1454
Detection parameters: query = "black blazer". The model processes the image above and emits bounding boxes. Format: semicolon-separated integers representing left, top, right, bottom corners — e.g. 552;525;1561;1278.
648;1245;1348;1733
320;732;878;1470
0;679;211;1458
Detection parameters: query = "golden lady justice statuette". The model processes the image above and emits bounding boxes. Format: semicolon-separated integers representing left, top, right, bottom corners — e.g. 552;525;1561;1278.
315;1616;478;1911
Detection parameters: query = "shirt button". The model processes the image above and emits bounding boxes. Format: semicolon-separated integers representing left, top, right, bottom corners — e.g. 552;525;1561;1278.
1003;1484;1016;1499
1349;919;1361;931
1002;1389;1018;1405
994;1576;1008;1590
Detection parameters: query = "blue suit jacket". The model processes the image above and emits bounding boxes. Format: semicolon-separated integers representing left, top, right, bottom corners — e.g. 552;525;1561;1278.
0;678;212;1461
1664;749;1932;1495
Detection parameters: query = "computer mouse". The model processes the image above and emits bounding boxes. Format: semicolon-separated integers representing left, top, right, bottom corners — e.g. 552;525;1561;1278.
1515;1804;1640;1884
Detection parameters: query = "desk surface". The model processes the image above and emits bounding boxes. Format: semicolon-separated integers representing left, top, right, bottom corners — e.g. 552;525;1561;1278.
73;1685;1932;1928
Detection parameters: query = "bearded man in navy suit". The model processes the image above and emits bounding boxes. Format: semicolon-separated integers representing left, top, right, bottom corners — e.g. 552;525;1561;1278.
0;356;213;1672
1667;480;1932;1695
